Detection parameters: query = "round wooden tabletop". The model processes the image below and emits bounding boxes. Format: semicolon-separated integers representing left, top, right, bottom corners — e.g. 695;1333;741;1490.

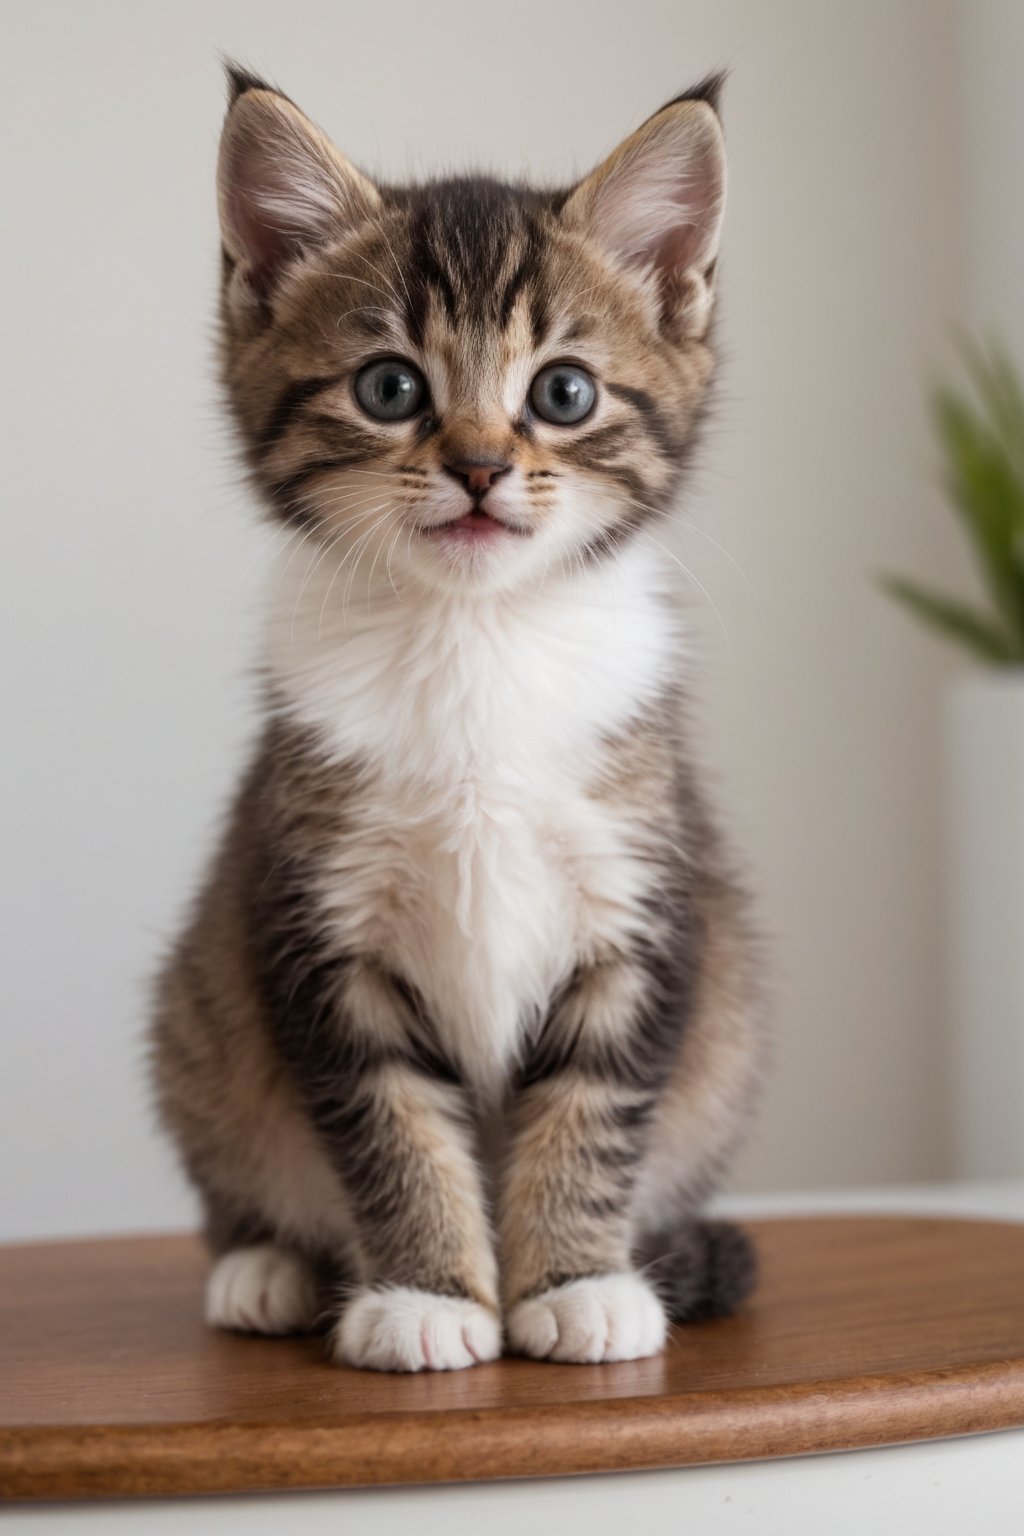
2;1215;1024;1500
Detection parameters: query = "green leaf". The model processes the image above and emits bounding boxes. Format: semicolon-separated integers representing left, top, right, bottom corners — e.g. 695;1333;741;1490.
878;574;1021;662
931;379;1024;642
879;340;1024;662
959;339;1024;484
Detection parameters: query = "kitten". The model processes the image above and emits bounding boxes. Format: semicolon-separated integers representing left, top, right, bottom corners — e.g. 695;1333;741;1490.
151;64;767;1372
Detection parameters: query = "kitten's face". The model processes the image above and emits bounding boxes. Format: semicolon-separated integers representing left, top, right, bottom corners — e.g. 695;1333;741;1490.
218;72;725;597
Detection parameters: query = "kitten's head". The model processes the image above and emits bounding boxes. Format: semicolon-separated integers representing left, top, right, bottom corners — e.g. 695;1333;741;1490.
217;65;726;597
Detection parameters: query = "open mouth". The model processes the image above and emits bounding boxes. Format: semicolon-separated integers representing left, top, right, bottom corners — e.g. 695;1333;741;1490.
419;508;533;540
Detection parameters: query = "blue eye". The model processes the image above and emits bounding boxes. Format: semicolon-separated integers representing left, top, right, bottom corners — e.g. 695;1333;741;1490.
529;364;596;425
354;358;427;421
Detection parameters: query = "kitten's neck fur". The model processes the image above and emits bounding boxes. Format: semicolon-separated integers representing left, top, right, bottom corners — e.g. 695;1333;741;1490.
263;530;681;1090
266;529;683;787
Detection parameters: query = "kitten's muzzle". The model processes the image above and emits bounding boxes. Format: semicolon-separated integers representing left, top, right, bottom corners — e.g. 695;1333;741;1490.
441;459;512;501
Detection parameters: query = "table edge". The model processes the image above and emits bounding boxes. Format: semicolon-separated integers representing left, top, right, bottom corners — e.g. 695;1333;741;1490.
3;1357;1024;1501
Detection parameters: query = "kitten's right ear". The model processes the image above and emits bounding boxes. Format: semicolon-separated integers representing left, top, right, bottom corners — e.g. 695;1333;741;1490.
561;80;727;340
217;66;380;301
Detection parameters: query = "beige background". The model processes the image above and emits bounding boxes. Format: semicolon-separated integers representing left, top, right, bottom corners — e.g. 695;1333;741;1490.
2;0;1019;1239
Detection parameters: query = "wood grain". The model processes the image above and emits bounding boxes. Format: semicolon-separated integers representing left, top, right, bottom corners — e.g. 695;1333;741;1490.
2;1216;1024;1500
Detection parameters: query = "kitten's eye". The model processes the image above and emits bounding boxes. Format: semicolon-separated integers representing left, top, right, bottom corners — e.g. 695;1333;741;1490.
528;364;596;425
353;358;427;421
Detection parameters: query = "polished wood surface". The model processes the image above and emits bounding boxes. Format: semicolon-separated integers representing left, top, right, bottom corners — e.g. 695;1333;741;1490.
2;1216;1024;1500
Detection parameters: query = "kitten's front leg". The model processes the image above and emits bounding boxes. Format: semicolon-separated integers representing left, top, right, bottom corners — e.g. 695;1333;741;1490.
274;964;500;1373
501;957;683;1364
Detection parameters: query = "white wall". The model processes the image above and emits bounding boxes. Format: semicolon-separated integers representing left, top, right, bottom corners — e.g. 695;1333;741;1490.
941;0;1024;1175
0;0;979;1239
952;0;1024;360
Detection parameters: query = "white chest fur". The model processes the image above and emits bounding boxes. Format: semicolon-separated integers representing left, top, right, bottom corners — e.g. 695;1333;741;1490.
266;538;680;1089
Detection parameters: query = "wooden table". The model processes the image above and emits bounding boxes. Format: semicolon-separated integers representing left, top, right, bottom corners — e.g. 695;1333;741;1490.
2;1216;1024;1502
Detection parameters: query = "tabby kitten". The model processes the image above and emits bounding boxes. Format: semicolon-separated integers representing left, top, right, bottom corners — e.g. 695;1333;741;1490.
151;64;766;1372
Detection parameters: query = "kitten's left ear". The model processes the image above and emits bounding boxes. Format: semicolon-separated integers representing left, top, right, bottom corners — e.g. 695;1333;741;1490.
562;82;727;338
217;65;380;305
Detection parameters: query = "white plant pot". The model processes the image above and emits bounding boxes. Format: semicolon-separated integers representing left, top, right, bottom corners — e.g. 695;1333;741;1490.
944;669;1024;1176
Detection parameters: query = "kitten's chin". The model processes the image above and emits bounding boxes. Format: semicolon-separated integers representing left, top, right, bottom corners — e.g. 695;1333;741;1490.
406;524;542;595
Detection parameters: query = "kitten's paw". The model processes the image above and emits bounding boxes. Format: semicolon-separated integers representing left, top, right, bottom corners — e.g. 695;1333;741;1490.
205;1244;320;1335
508;1272;667;1364
334;1286;501;1373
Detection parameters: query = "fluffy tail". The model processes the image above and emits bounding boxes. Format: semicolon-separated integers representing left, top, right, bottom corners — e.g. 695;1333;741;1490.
636;1218;757;1322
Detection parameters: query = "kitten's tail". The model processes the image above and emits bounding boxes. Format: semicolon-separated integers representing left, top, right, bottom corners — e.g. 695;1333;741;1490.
637;1218;757;1322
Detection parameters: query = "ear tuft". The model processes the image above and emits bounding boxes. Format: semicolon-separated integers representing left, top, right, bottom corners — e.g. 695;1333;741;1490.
562;90;727;338
222;58;277;108
663;71;727;117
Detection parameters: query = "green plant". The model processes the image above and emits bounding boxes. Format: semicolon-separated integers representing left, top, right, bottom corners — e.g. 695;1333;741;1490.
880;343;1024;662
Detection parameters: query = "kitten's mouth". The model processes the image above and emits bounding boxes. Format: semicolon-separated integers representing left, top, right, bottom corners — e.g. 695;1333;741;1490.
418;508;532;541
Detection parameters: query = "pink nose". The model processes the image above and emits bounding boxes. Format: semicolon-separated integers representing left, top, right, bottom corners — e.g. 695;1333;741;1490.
443;461;511;497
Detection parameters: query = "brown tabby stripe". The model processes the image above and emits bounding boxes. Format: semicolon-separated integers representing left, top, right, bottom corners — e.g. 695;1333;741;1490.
266;456;371;525
604;381;681;457
256;375;345;456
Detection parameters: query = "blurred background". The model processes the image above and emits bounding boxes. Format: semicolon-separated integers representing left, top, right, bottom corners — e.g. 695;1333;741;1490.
2;0;1022;1240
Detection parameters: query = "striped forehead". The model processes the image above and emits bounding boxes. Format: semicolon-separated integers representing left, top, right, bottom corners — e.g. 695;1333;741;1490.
392;180;605;416
393;178;554;337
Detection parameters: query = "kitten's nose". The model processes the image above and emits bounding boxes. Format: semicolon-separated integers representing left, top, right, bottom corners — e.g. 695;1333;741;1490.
443;460;512;498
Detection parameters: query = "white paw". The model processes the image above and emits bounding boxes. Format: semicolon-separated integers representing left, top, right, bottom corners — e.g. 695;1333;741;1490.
508;1272;667;1364
205;1244;320;1335
333;1286;501;1372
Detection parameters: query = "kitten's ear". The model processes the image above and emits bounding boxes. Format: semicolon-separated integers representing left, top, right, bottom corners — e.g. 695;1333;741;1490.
562;82;727;338
217;66;380;300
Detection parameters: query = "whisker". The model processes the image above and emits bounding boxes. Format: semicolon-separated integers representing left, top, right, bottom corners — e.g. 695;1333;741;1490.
339;508;396;625
290;525;351;642
361;504;399;607
228;518;295;607
368;217;413;312
270;518;330;606
615;492;761;614
333;303;392;332
306;270;395;302
307;503;398;640
350;249;403;310
678;517;763;614
384;523;404;600
289;500;390;639
627;519;730;645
